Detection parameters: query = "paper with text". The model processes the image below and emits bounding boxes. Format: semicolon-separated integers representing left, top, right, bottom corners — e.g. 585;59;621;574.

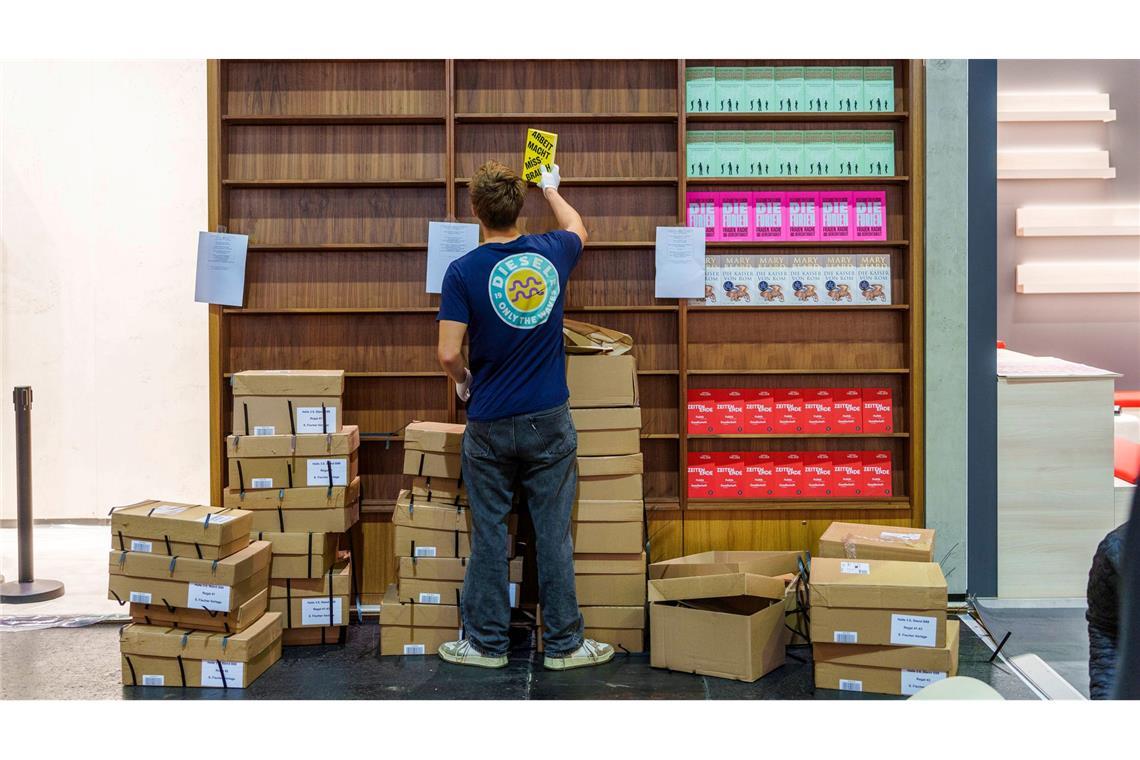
655;226;706;298
426;222;481;294
194;231;249;307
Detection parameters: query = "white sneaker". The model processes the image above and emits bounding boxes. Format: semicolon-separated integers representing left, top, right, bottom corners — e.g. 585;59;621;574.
543;639;615;671
437;639;508;669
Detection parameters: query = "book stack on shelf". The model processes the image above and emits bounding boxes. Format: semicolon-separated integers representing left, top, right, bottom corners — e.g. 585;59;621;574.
109;501;282;688
223;369;360;645
686;65;896;114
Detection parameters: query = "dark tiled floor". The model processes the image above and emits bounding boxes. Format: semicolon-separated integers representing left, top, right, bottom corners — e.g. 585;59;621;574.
0;616;1038;700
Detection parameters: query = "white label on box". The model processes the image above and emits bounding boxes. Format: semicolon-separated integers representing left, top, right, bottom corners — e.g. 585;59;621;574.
881;531;921;542
403;644;426;655
187;583;232;612
418;593;441;604
901;669;948;696
129;591;152;604
509;583;518;607
839;679;863;692
890;614;938;647
306;458;348;486
207;514;238;525
840;561;870;575
150;505;187;515
833;631;858;644
200;660;245;688
253;425;276;436
414;546;437;558
250;478;273;489
130;540;153;553
301;597;343;626
296;406;337;434
141;675;165;686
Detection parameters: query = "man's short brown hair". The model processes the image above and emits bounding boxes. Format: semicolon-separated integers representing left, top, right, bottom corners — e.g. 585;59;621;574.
470;160;526;230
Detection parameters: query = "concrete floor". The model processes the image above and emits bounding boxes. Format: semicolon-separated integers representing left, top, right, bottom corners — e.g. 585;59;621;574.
0;615;1038;700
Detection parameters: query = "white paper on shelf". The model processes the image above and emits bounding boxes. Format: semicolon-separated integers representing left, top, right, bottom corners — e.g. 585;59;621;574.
426;221;480;293
194;231;249;307
654;226;706;298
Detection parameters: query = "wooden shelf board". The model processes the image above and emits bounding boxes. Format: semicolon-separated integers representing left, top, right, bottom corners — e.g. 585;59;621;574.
455;112;678;123
223;371;444;379
456;176;677;187
687;368;910;375
686;111;907;123
688;433;909;439
248;243;427;252
686;498;910;511
223;178;446;188
223;307;438;314
643;433;681;440
705;240;909;249
223;114;446;125
637;369;680;376
645;499;682;512
687;176;908;185
566;305;679;312
687;304;909;313
361;499;397;514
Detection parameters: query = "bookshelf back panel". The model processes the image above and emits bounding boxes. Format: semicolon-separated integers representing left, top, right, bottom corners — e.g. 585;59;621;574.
566;248;671;309
244;251;437;310
344;377;450;434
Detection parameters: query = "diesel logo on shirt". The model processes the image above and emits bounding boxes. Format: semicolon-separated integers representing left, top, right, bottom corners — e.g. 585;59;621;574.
488;252;559;329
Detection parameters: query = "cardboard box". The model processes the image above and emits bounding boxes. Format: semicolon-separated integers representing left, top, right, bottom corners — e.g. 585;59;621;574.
814;619;960;696
572;508;645;554
399;577;520;608
269;594;350;628
120;612;283;688
393;524;483;559
831;388;864;433
409;476;467;506
404;449;461;480
108;539;270;590
223;477;361;511
379;585;462;655
228;451;358;491
283;626;346;646
110;564;270;615
232;394;343;436
226;425;359;458
398;556;523;583
247;501;360;534
862;388;894;433
231;369;344;397
818;522;935;562
255;531;338;579
393;490;471;532
405;421;466;454
574;552;646;606
650;550;804;580
130;588;268;633
269;559;352;599
578;453;644;501
809;557;948;647
648;573;787;681
566;355;639;408
110;501;253;559
571;407;643;456
573;500;643;522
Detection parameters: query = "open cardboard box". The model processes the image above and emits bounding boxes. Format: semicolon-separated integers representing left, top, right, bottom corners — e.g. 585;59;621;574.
649;550;804;580
817;521;935;562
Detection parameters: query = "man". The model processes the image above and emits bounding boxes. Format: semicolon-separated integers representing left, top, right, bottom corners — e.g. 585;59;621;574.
1087;523;1125;698
434;160;614;671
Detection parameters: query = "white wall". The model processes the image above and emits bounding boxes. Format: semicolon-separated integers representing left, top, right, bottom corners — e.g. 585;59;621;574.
1;61;210;520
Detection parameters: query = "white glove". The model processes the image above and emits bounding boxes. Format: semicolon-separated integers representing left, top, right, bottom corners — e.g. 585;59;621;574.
455;368;472;402
539;163;561;193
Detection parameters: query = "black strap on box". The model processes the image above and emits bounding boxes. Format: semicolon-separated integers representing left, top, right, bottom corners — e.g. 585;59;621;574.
287;462;294;489
277;505;285;532
144;615;151;625
177;655;186;687
285;579;293;628
453;530;459;557
307;532;315;579
163;535;173;556
258;531;263;541
117;530;125;551
326;460;333;498
204;512;214;528
410;540;417;565
327;564;335;627
210;559;219;576
125;655;137;686
110;589;126;606
162;598;176;613
416;453;425;477
194;542;203;560
117;551;128;570
215;660;229;690
243;402;250;436
287;400;296;436
147;506;156;517
321;402;328;434
232;434;240;452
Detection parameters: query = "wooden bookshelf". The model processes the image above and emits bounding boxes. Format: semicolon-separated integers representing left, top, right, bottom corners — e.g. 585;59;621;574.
207;59;925;597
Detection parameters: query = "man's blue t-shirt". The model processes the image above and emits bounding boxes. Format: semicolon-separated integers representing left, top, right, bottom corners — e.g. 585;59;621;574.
437;230;582;421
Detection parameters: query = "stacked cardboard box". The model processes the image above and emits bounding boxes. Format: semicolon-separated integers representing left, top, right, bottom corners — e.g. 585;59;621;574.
381;421;522;656
224;370;360;645
810;523;956;695
109;500;282;688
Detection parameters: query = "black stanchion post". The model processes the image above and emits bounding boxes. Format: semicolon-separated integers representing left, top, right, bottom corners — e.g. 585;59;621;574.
1;387;65;603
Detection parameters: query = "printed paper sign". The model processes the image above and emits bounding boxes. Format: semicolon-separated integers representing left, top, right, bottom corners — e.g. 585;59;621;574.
141;675;165;686
418;593;442;604
306;458;348;486
295;406;337;434
413;546;437;558
200;660;245;688
890;614;938;647
301;597;344;626
840;561;870;575
194;231;249;307
838;679;863;692
403;644;426;655
881;531;921;542
207;514;238;525
655;226;706;298
253;425;276;436
150;505;188;516
130;540;153;553
251;478;273;489
187;583;232;612
833;631;858;644
522;128;558;184
901;669;947;696
129;591;152;604
426;221;480;294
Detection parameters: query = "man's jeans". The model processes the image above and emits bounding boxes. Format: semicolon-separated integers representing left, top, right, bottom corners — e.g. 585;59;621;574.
460;401;584;657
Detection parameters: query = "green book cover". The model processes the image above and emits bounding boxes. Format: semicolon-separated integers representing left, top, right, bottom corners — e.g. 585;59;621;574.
833;131;863;176
715;67;746;113
745;67;775;112
715;131;746;177
804;130;835;177
773;131;804;177
803;67;834;113
862;66;895;112
775;67;805;112
745;131;774;177
685;67;716;114
832;67;863;112
862;130;896;176
686;131;718;178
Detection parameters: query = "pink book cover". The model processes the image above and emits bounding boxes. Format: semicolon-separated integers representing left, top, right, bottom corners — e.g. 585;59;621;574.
752;192;786;241
717;192;753;242
819;191;854;240
786;192;821;241
852;191;887;241
686;192;719;240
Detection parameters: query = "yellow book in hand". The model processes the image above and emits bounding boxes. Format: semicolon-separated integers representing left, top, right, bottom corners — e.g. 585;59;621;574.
522;128;558;184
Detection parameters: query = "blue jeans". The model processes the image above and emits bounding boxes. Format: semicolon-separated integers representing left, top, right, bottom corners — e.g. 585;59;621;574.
460;402;584;657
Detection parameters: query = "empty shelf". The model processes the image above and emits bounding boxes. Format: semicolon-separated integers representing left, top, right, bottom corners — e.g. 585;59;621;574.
997;92;1116;122
1016;262;1140;294
1016;206;1140;237
998;150;1116;180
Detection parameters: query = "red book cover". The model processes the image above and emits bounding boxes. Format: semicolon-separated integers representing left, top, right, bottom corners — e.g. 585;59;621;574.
831;388;864;433
862;388;894;433
862;451;893;497
772;389;805;434
716;452;749;498
771;452;804;498
713;389;748;434
744;389;776;433
687;389;717;434
802;451;834;498
832;452;865;498
802;388;833;435
745;452;777;498
687;452;718;499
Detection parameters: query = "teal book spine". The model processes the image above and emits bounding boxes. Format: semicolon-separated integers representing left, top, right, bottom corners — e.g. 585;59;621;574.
832;67;863;113
774;67;805;112
745;67;775;113
715;67;746;113
803;67;835;113
862;67;895;112
685;67;716;114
